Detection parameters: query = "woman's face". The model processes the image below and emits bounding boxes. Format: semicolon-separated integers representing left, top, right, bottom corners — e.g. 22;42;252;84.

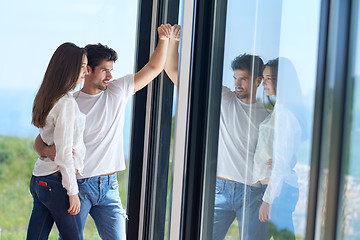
262;66;276;96
76;55;88;84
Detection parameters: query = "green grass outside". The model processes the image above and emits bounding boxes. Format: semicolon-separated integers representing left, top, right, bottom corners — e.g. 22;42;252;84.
0;135;128;240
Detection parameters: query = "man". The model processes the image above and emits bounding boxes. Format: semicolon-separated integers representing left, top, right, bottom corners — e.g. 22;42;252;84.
213;54;270;240
34;24;173;239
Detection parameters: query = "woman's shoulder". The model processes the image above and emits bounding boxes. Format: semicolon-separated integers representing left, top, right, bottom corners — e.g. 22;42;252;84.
51;93;77;112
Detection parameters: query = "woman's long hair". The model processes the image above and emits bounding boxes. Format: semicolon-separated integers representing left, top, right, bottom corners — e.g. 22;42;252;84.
32;42;86;128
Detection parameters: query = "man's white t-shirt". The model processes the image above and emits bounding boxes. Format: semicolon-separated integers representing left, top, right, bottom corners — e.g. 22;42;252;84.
216;86;270;185
75;74;134;178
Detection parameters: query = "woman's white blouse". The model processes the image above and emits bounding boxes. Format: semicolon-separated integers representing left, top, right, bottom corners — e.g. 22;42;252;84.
32;92;86;196
253;104;301;203
252;110;275;185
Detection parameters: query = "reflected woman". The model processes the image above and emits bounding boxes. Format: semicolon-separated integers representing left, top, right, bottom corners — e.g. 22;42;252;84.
253;58;301;239
27;42;88;240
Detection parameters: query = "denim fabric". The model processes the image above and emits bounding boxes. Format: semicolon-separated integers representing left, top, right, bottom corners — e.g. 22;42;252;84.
27;174;83;240
213;178;268;240
75;173;127;240
269;183;299;239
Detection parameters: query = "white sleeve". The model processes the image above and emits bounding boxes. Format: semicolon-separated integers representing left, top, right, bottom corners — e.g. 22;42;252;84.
53;98;78;196
221;86;233;104
265;109;301;203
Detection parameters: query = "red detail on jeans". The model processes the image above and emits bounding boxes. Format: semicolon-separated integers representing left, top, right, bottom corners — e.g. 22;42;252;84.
38;181;47;187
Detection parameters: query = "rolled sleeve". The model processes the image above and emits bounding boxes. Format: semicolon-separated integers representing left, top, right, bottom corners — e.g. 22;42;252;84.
53;98;78;196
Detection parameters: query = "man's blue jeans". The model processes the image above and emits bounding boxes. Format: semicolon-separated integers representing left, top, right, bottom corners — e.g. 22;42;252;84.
75;173;127;240
27;174;83;240
213;178;268;240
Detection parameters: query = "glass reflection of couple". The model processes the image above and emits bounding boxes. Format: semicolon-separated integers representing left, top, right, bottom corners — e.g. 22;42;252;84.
213;55;302;240
165;47;302;239
27;24;180;240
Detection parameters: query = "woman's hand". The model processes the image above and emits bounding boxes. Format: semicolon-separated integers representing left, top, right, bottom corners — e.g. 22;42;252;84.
259;201;270;222
68;194;81;215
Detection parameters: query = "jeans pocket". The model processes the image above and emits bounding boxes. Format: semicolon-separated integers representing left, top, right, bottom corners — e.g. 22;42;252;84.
37;180;52;203
110;180;119;190
249;186;263;203
77;178;87;186
215;180;224;194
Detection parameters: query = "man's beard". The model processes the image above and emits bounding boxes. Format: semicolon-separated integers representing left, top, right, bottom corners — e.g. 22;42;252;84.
236;92;249;99
97;84;108;91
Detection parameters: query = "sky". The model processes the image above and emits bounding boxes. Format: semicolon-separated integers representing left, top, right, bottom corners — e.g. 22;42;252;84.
0;0;139;155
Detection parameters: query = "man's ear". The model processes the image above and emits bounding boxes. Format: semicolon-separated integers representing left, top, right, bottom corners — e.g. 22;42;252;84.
87;65;93;74
256;76;262;87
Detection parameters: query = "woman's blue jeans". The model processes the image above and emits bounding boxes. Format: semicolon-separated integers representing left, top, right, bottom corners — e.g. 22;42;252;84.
26;173;83;240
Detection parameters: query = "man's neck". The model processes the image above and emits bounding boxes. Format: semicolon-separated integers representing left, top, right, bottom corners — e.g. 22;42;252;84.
239;97;257;104
80;87;102;95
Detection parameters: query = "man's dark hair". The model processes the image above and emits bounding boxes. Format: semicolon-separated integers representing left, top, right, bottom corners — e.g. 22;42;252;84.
231;53;264;79
85;43;118;71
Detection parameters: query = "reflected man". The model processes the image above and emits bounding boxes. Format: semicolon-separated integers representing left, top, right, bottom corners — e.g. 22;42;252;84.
213;54;269;240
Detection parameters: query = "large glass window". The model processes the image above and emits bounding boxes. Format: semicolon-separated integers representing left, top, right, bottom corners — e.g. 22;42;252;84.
213;0;321;239
338;0;360;239
0;1;138;238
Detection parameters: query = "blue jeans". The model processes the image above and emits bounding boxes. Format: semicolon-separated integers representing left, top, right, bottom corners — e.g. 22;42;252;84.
213;178;268;240
74;173;127;240
269;183;299;239
27;173;83;240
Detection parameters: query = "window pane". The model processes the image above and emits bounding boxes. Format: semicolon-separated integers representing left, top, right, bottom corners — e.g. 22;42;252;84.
213;0;321;239
0;1;138;238
338;0;360;239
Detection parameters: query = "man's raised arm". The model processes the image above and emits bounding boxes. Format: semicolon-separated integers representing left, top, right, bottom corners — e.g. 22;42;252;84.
134;24;171;92
164;24;181;86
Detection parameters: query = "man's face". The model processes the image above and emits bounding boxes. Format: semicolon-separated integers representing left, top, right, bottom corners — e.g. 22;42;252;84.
233;69;258;101
85;60;113;93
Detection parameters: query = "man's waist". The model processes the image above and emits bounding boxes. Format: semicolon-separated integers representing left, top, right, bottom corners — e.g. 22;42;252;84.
77;171;117;179
216;176;262;187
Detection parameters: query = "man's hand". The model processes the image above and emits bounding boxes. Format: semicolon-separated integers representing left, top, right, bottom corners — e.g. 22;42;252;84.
267;158;273;170
134;24;170;92
34;134;56;161
68;194;81;215
171;24;181;41
259;201;270;222
158;24;172;40
44;144;56;161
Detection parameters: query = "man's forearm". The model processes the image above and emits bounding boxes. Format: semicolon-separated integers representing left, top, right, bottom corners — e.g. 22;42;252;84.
164;39;179;86
34;134;46;157
133;39;170;92
33;134;56;160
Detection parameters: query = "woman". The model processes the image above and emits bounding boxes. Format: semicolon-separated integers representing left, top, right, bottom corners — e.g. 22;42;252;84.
27;42;88;240
253;58;301;239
